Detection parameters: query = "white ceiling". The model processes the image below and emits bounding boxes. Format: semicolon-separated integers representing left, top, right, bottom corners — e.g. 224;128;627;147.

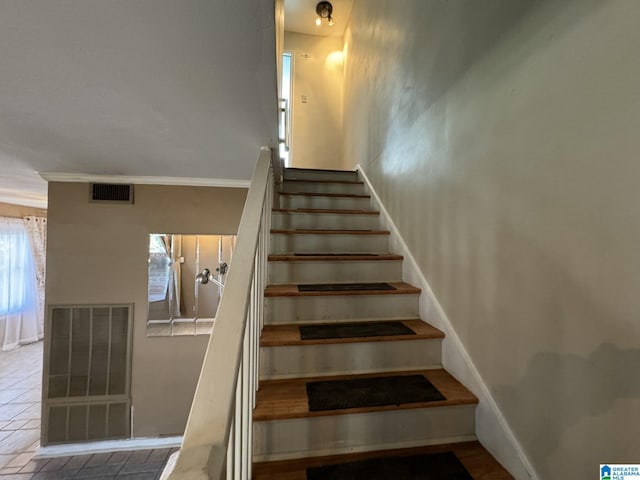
0;0;278;208
285;0;353;37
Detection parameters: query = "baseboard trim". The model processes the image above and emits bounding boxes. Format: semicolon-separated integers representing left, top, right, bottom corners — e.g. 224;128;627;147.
34;436;183;459
357;164;538;480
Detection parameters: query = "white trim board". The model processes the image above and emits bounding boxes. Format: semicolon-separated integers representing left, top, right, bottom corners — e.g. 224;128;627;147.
34;436;183;459
38;172;250;188
357;164;538;480
0;190;47;209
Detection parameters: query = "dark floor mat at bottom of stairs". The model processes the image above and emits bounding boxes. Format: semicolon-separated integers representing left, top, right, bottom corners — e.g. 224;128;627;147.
306;451;473;480
306;374;445;411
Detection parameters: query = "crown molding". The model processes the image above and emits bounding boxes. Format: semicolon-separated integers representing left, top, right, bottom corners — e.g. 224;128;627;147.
38;172;250;188
0;189;48;209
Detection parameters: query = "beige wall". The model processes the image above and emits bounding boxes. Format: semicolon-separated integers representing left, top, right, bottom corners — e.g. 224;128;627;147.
0;201;47;218
284;32;344;169
343;1;640;478
46;183;247;438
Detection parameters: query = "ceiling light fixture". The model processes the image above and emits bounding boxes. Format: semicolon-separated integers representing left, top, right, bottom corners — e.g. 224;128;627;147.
315;1;334;27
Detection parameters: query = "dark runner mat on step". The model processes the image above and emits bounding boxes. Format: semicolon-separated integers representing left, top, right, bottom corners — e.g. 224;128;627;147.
293;253;377;256
306;374;445;412
297;282;395;292
306;452;473;480
299;321;415;340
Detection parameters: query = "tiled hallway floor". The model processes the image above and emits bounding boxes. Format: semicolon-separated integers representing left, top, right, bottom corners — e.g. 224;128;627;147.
0;341;42;476
0;342;174;479
1;448;175;479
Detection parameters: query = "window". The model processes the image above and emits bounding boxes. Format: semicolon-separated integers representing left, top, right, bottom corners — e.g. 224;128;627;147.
147;234;170;303
0;217;41;351
0;218;37;315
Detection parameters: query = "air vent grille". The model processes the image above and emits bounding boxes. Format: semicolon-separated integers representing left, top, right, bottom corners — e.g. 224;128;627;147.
44;305;132;444
90;183;133;203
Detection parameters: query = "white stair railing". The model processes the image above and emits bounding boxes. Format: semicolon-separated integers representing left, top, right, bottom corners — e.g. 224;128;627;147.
162;148;273;480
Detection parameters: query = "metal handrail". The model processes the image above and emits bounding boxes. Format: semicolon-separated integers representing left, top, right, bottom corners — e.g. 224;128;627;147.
279;97;291;152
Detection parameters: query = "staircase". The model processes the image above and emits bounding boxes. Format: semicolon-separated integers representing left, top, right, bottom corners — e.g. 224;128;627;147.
252;167;513;479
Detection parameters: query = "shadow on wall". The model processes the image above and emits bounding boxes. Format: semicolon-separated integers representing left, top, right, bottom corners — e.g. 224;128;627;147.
345;0;608;174
417;163;640;479
388;0;607;119
496;343;640;478
395;0;541;118
344;0;540;172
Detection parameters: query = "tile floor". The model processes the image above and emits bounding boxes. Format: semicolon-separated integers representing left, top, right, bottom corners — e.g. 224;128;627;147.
0;342;174;479
0;341;42;477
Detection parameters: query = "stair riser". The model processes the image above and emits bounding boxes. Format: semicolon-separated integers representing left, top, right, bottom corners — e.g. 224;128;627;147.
284;170;359;182
272;212;379;230
280;195;371;210
253;405;476;461
268;260;403;284
260;339;442;379
265;294;420;324
281;182;365;195
270;234;389;254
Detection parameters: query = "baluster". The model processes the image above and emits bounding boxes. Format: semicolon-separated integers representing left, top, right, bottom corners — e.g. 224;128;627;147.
242;313;250;479
234;357;242;480
248;283;255;479
252;263;258;460
227;418;234;479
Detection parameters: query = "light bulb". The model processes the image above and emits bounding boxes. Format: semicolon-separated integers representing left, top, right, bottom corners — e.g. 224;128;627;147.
316;16;321;26
328;16;335;26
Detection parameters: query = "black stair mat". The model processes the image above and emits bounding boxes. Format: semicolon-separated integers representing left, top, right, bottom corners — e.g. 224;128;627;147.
299;321;415;340
306;374;446;412
306;451;473;480
297;282;395;292
293;253;377;256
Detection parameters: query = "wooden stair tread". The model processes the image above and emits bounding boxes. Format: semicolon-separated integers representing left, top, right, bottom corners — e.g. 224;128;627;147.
253;369;478;421
283;179;364;185
261;319;444;346
285;167;358;174
271;228;389;235
279;192;370;198
273;208;379;215
268;253;403;261
252;441;514;480
264;282;420;297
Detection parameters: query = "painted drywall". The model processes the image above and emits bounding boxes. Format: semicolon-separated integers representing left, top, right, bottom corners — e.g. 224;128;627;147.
0;202;46;218
0;0;278;200
276;0;285;98
45;183;247;438
343;1;640;479
284;32;344;169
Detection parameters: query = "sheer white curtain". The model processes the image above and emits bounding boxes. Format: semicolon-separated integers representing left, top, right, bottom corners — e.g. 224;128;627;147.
23;216;47;328
0;217;42;351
